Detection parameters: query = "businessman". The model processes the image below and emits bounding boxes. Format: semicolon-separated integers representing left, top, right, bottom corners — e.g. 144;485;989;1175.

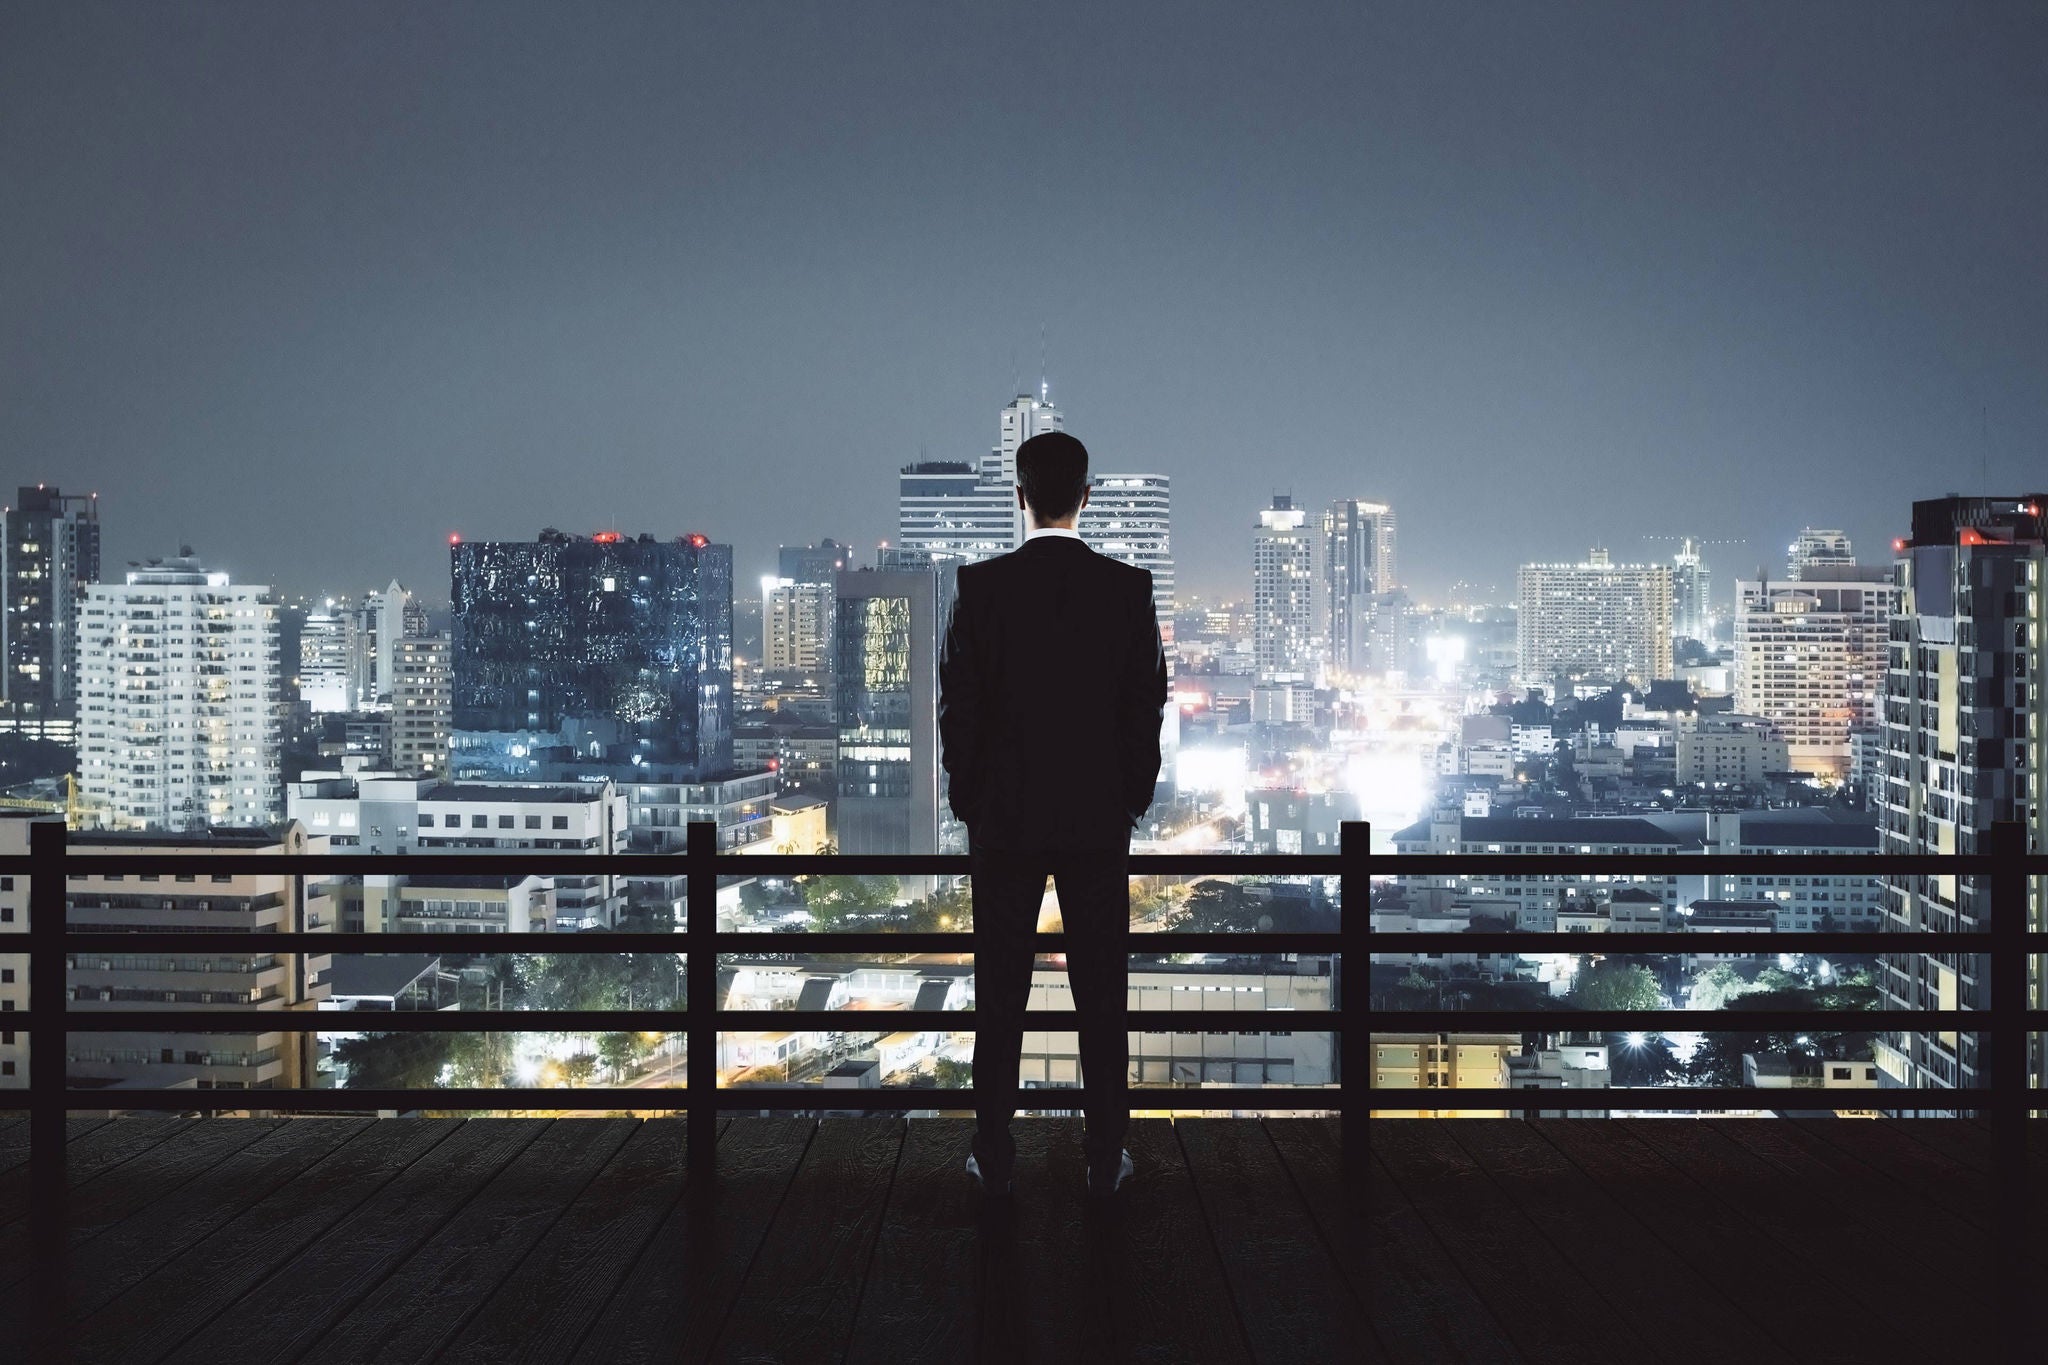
938;430;1170;1200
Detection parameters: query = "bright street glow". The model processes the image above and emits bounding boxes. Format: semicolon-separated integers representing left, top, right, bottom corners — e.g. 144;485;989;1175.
1624;1032;1647;1049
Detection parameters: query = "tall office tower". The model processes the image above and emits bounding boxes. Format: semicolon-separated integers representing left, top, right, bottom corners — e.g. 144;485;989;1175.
1083;474;1176;624
389;633;453;777
778;539;854;584
835;558;957;855
77;555;282;831
402;593;431;639
299;601;356;713
1671;536;1713;642
1254;495;1317;681
1;484;101;743
64;824;332;1092
450;529;734;779
351;580;410;705
1516;550;1674;689
897;392;1067;563
1322;499;1397;676
1790;528;1856;580
1875;496;2048;1099
1734;565;1896;781
762;578;835;674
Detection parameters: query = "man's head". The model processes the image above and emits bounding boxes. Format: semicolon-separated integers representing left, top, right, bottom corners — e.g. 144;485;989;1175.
1015;431;1091;527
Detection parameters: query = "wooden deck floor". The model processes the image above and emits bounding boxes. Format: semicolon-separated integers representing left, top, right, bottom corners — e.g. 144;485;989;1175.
0;1114;2023;1363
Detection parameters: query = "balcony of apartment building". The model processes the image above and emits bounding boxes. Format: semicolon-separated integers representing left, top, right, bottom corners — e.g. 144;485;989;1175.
0;820;2041;1362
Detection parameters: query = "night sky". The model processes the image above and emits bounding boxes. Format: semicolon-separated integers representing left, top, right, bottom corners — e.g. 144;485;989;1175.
4;2;2043;605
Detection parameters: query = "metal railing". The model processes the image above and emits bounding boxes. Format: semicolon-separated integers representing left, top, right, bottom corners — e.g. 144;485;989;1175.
3;817;2043;1349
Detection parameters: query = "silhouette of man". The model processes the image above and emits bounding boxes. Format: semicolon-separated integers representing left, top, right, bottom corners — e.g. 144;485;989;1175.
939;430;1169;1199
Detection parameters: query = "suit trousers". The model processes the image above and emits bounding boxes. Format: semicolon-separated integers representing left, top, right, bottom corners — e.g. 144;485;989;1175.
968;842;1131;1172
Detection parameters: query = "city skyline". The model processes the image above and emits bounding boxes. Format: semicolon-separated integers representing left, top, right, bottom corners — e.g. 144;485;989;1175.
6;3;2044;603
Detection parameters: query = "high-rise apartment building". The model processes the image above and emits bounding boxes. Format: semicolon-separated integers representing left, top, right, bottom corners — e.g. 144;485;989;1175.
1322;499;1395;676
1082;474;1175;625
2;484;100;743
449;528;734;780
1734;566;1896;781
1875;496;2048;1099
762;578;835;674
389;633;452;777
64;823;332;1092
898;392;1067;563
77;555;282;831
1254;495;1316;681
1790;528;1856;580
299;601;356;713
1516;550;1674;688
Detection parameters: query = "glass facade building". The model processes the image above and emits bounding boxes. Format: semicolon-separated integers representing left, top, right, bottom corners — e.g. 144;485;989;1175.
450;529;734;779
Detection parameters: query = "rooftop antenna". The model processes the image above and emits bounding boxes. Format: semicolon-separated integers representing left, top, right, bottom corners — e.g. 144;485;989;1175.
1039;322;1047;403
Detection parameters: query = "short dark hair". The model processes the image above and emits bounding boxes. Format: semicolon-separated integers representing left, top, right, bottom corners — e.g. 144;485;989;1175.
1016;432;1089;521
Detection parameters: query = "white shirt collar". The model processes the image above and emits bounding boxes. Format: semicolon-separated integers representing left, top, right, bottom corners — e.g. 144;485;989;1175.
1025;526;1083;541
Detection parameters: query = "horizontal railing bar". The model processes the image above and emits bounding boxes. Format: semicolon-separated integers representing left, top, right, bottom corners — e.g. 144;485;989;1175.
19;1007;2001;1033
24;1008;1340;1032
0;1086;1343;1112
9;850;2042;876
49;929;2044;955
46;931;1347;954
1369;932;1993;952
0;1085;2018;1114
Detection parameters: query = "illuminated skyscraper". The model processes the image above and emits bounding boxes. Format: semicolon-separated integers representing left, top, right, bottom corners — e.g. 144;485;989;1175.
1789;528;1856;580
1516;550;1674;688
1323;499;1396;675
1670;536;1712;643
1875;496;2048;1099
449;528;734;779
1734;565;1895;781
1;484;100;743
1254;495;1316;681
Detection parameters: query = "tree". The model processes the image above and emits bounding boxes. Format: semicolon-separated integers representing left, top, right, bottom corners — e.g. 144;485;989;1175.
561;1053;599;1086
336;1032;454;1090
598;1032;653;1081
932;1057;972;1089
1690;963;1750;1011
1570;963;1661;1012
803;875;897;928
1169;880;1267;933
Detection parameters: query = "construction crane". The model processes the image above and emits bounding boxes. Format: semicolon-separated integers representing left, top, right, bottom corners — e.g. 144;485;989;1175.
0;773;98;827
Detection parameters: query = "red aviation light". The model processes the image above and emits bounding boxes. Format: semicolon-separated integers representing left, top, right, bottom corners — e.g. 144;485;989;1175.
1892;538;1907;552
1960;528;1990;547
449;533;462;546
592;531;623;544
688;534;708;548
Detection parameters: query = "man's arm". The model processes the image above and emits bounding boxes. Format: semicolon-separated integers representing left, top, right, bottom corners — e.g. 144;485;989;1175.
937;567;980;824
1120;569;1169;827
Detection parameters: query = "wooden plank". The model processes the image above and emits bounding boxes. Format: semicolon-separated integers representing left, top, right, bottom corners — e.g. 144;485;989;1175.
706;1117;906;1365
299;1118;638;1365
1175;1119;1372;1365
1088;1118;1257;1365
1361;1144;1521;1364
0;1116;29;1176
570;1117;802;1365
969;1118;1106;1365
1263;1119;1365;1318
59;1120;459;1365
436;1120;690;1365
1871;1118;1993;1174
157;1118;551;1365
842;1119;978;1365
54;1119;373;1325
0;1118;192;1226
1790;1120;1988;1224
1374;1121;1648;1365
0;1119;283;1287
1711;1120;1991;1257
1622;1121;1988;1359
1534;1121;1900;1365
1445;1122;1790;1365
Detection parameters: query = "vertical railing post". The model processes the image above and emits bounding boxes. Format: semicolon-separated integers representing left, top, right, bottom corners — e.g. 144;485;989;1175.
1988;818;2026;1357
1340;819;1368;1214
686;820;716;1195
27;818;67;1349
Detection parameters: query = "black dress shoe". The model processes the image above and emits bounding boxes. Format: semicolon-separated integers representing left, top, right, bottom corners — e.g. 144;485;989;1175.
1086;1148;1134;1198
965;1151;1014;1196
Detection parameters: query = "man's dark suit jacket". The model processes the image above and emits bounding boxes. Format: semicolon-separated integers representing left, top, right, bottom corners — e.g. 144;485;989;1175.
938;533;1170;850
